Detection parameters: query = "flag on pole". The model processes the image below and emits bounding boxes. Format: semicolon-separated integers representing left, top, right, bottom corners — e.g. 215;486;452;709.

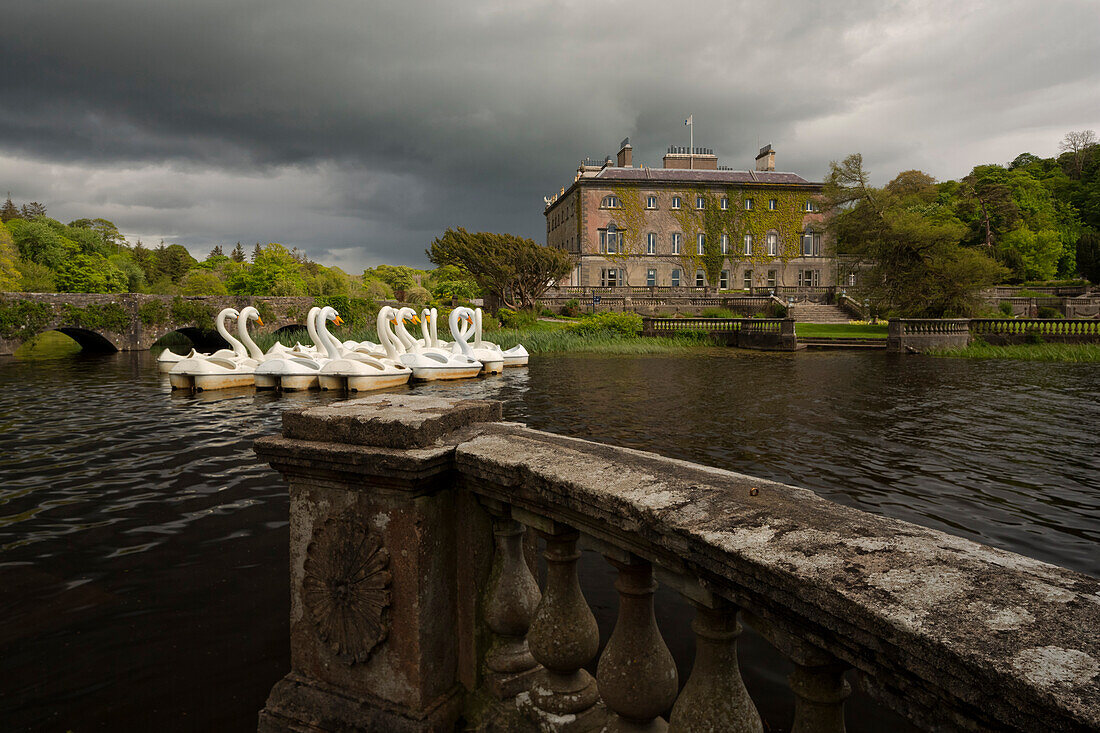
684;115;693;126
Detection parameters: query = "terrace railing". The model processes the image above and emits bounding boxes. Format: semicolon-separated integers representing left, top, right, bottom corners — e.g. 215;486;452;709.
970;318;1100;337
255;396;1100;733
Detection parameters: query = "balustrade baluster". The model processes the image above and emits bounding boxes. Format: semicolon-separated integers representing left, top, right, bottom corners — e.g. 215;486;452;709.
789;661;851;733
597;556;678;733
482;509;542;699
668;600;762;733
522;525;605;730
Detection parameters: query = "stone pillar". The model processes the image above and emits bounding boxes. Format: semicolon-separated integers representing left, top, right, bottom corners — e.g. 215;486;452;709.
481;506;542;699
668;601;762;733
597;556;678;733
520;524;605;731
254;395;502;733
743;612;850;733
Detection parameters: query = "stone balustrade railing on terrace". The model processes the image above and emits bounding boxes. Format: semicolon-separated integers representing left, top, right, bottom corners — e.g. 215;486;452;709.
253;395;1100;733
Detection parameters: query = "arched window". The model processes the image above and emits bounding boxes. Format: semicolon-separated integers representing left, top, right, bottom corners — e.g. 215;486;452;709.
602;195;620;209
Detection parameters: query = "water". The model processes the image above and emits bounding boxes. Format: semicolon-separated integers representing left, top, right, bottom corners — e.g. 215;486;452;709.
1;349;1097;731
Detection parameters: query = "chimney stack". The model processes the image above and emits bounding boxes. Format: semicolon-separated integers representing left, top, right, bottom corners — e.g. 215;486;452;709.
617;137;633;167
755;144;775;172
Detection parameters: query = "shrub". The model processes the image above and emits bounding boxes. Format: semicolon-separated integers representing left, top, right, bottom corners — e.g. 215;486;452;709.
138;299;169;326
998;301;1014;316
567;311;642;337
498;308;538;329
405;286;431;305
1036;306;1064;319
560;298;580;317
771;304;788;318
701;307;735;318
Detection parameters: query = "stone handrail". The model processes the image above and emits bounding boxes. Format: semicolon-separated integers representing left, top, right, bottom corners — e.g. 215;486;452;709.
253;396;1100;733
971;318;1100;336
893;318;972;335
837;294;865;320
643;317;785;334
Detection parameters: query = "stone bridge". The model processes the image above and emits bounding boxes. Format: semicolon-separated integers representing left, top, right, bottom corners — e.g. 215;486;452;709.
0;292;319;355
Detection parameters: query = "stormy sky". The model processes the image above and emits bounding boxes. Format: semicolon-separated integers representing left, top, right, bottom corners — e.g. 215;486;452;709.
2;0;1097;272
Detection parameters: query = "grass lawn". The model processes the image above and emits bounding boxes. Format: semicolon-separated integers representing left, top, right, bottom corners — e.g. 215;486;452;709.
928;343;1100;363
795;323;889;339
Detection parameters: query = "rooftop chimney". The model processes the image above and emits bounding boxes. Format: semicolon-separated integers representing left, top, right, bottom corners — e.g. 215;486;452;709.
617;137;633;167
755;144;775;172
663;145;718;170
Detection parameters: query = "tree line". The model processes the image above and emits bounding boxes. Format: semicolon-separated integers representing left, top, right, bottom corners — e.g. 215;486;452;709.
0;200;572;310
828;130;1100;317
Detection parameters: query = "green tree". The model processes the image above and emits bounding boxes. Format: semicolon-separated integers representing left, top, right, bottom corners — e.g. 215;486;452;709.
7;219;74;270
1077;230;1100;283
366;265;421;294
826;154;1006;317
20;202;47;219
108;253;148;292
230;242;247;262
152;243;197;283
428;228;575;310
245;243;306;295
17;259;56;292
208;244;224;259
1;194;20;223
54;253;128;293
178;269;229;295
0;222;21;291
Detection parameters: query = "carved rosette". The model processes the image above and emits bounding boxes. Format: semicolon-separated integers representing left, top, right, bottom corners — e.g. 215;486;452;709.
302;511;392;664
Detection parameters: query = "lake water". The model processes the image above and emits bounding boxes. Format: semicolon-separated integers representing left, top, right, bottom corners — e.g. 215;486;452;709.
1;349;1097;731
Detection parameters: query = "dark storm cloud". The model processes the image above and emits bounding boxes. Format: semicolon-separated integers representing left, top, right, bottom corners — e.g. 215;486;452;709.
2;0;1098;269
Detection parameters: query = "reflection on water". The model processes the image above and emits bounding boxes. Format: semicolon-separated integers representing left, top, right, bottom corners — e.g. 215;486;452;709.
0;349;1096;731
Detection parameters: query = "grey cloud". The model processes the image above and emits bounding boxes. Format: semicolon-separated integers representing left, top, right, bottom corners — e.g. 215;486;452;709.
1;0;1098;271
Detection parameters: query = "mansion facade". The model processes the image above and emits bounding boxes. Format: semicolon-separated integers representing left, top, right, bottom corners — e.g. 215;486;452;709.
544;138;838;290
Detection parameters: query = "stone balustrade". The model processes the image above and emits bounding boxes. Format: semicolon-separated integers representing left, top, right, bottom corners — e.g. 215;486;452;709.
642;317;796;350
253;395;1100;733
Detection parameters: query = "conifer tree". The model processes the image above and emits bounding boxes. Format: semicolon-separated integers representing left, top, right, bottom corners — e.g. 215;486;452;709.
251;243;263;262
21;202;47;219
0;194;20;223
208;244;224;259
230;242;246;262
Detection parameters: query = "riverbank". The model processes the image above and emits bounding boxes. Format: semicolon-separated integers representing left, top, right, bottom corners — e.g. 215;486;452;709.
929;342;1100;362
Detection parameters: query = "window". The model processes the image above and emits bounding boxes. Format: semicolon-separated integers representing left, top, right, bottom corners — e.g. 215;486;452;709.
671;196;681;210
847;273;856;287
743;234;753;255
697;233;705;255
798;270;821;287
767;269;777;288
646;268;656;286
671;269;681;286
804;200;816;212
696;195;705;210
601;268;625;287
600;225;623;254
766;232;778;256
720;197;729;210
768;198;778;210
601;195;620;209
721;234;729;254
646;195;658;209
671;233;681;254
695;269;706;287
743;270;753;290
744;198;754;210
720;270;729;289
646;232;657;255
801;228;821;256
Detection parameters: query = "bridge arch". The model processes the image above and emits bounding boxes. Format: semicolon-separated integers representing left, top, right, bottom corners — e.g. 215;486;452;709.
53;328;120;353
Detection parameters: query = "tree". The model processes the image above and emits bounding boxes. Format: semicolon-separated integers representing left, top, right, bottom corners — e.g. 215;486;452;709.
825;154;1006;317
1;194;20;223
428;228;575;310
54;253;127;293
0;222;21;291
1077;230;1100;283
245;243;306;295
1059;130;1098;178
230;242;246;262
151;243;197;283
207;244;225;259
21;202;47;219
251;243;262;262
179;269;229;296
7;219;74;270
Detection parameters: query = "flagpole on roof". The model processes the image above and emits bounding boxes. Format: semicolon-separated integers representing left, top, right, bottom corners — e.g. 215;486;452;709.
685;114;694;169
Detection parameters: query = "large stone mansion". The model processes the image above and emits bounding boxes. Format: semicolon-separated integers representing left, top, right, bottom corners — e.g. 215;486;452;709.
544;138;837;291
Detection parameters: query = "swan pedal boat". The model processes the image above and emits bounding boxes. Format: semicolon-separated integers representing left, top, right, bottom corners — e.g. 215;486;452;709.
397;307;483;381
169;355;257;390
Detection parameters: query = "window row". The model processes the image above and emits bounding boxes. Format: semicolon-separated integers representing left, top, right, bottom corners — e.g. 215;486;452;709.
600;267;822;289
598;228;822;256
601;195;818;212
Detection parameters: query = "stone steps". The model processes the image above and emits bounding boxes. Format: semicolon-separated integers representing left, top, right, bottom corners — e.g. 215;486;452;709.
787;304;852;323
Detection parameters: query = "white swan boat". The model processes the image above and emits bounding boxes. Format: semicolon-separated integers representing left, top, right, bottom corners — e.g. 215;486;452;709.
473;307;528;367
254;307;339;390
265;306;322;357
169;308;262;390
157;307;239;372
318;306;412;392
398;307;483;381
